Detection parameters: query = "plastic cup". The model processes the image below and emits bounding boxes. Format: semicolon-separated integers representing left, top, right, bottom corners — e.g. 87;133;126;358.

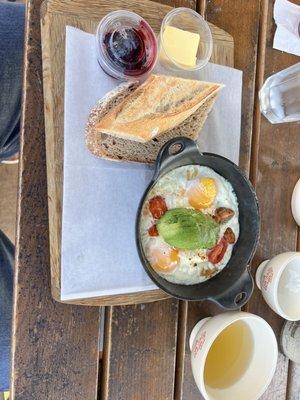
159;7;213;72
95;10;158;81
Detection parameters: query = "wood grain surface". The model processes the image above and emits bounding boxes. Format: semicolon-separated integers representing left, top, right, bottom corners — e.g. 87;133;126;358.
246;1;300;399
11;1;101;399
101;300;179;400
40;0;233;305
205;0;261;175
179;1;263;399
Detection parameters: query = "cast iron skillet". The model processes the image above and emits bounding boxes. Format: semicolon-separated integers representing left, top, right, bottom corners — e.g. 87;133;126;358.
136;137;260;310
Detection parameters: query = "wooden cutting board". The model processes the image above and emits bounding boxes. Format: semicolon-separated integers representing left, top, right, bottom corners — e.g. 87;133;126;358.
40;0;234;306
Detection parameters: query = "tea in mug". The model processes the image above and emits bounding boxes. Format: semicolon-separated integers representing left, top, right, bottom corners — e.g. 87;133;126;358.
204;321;254;389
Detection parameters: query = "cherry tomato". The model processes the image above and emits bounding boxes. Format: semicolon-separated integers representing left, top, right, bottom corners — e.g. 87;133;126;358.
208;239;228;264
148;196;168;219
148;225;159;237
223;227;236;244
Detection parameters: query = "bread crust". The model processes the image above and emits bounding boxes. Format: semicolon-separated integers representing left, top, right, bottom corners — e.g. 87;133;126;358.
85;76;221;163
85;81;139;159
94;75;223;142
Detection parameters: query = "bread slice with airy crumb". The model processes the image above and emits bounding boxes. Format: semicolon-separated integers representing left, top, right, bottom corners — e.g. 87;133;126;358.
86;77;221;163
95;75;223;143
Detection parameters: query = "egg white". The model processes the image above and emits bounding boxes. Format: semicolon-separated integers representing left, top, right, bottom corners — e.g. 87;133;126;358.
140;165;239;285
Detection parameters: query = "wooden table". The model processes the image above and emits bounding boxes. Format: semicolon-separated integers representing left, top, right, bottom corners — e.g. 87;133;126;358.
11;0;300;399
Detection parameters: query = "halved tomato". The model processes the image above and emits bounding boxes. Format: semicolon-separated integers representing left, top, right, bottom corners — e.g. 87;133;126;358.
148;196;168;219
208;239;228;264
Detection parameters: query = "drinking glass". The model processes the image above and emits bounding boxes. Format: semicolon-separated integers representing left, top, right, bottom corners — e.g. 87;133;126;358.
259;62;300;124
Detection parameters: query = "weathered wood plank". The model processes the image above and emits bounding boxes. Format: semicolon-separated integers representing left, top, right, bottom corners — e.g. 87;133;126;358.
205;0;261;175
180;1;261;398
247;0;300;399
10;1;101;399
101;301;179;400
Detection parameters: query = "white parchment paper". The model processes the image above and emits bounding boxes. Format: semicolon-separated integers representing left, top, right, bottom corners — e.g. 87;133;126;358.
61;26;243;301
273;0;300;56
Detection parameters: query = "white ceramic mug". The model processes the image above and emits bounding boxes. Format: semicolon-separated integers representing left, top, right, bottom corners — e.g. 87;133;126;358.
256;252;300;321
189;311;278;400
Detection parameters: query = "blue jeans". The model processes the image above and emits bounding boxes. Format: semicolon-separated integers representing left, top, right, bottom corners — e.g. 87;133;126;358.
0;231;14;392
0;2;25;161
0;2;25;391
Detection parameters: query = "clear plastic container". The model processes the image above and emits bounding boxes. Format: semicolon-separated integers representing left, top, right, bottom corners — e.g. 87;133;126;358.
259;63;300;124
159;8;213;72
95;10;158;81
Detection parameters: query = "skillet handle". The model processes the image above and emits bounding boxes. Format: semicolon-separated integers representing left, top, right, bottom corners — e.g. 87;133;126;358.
212;268;254;310
153;137;201;180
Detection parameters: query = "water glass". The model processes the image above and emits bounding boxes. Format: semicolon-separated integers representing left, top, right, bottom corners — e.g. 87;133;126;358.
259;62;300;124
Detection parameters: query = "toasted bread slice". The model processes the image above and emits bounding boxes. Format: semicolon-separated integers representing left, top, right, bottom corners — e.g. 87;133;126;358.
86;78;219;164
94;74;223;143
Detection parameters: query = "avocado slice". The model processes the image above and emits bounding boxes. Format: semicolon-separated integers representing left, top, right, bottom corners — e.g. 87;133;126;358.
157;208;219;250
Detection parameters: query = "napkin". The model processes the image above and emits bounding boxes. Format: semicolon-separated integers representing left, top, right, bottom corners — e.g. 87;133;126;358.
61;26;242;301
273;0;300;56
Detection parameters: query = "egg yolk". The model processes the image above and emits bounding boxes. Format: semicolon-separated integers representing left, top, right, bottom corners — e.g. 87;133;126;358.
150;247;179;273
187;177;217;209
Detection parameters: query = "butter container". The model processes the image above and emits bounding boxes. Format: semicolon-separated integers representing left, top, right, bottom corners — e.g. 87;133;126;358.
159;8;212;71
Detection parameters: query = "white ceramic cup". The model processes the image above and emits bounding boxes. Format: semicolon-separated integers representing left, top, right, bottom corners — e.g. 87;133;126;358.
189;311;278;400
256;252;300;321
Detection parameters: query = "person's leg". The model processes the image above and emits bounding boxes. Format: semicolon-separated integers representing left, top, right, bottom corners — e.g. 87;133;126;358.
0;230;14;392
0;3;25;162
0;2;25;392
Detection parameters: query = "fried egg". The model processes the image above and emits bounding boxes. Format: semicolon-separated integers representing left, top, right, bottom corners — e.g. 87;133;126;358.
140;165;239;285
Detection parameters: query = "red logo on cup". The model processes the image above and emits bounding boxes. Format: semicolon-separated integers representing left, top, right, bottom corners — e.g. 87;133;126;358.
262;267;273;290
192;331;206;358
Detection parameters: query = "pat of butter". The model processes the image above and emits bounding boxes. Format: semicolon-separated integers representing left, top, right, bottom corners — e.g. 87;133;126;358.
162;26;200;67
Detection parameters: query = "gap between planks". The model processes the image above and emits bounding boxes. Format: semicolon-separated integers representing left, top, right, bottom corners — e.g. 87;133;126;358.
249;0;268;188
241;0;268;311
100;307;113;400
174;301;188;400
